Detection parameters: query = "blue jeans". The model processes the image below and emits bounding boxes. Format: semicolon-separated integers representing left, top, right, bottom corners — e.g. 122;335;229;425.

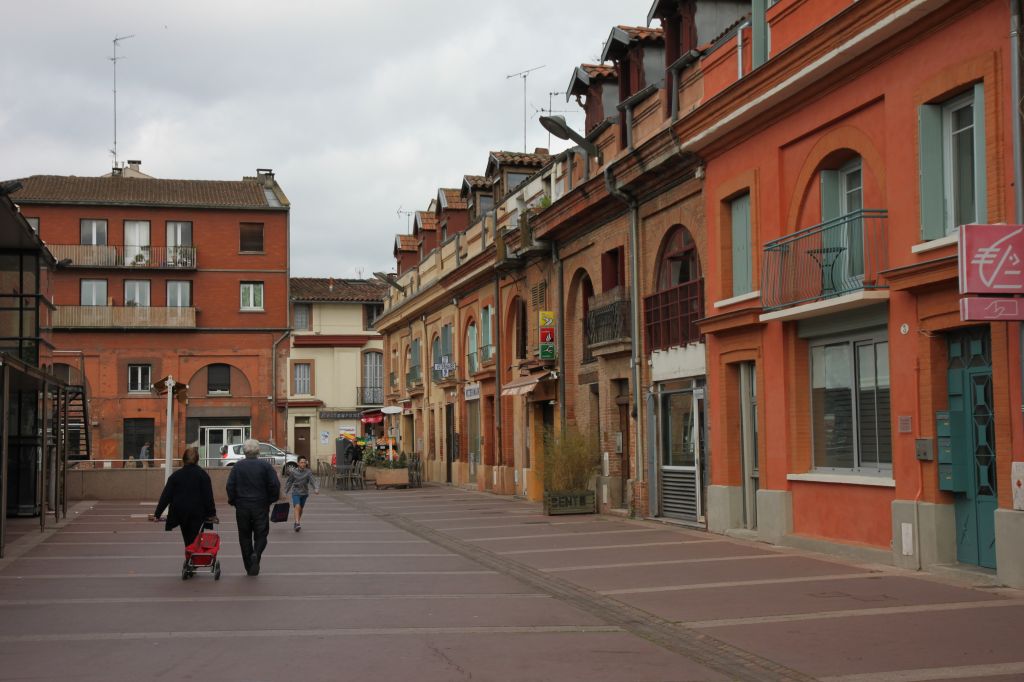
291;494;308;508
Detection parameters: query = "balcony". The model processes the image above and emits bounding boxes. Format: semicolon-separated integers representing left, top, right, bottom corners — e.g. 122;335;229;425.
466;352;479;375
356;386;384;405
761;209;888;312
479;344;495;365
405;365;422;389
53;306;196;329
586;286;632;358
48;245;197;269
643;279;704;353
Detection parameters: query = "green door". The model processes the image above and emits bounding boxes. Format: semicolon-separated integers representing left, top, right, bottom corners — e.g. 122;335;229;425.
947;328;997;569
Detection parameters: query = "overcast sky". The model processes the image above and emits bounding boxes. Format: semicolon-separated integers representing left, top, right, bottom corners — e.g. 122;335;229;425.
0;1;654;277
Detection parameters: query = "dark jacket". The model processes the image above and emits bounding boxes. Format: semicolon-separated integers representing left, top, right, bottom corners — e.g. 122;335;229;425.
226;456;281;507
154;464;216;532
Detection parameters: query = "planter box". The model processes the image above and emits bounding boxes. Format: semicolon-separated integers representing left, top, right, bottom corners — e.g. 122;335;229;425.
544;490;596;515
367;467;409;489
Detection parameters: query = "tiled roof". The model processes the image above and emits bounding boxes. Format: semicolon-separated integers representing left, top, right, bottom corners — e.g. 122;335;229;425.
582;63;617;79
618;25;664;42
415;211;438;231
395;234;418;252
10;174;288;209
290;278;387;302
463;175;491;190
488;151;551;168
439;188;468;210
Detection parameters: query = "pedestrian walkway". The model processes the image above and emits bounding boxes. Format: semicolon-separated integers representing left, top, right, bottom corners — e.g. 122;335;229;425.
0;486;1022;681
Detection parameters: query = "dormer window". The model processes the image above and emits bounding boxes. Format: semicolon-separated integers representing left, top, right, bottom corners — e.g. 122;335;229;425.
507;172;530;191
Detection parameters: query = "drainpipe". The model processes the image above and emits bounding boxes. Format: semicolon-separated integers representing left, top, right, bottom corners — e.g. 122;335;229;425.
553;242;567;433
270;329;290;445
603;165;645;507
737;21;750;79
494;270;503;470
1011;0;1024;408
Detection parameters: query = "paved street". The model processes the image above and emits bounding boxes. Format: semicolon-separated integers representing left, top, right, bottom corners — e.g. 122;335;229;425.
1;486;1022;681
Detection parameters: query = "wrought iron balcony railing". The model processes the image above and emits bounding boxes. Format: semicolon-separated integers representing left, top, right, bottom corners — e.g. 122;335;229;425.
643;279;704;353
405;365;422;388
479;344;494;363
761;209;888;311
357;386;384;405
53;306;196;329
586;298;631;346
48;244;197;269
466;352;479;375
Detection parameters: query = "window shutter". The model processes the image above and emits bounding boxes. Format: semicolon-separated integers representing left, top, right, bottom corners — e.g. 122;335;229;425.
731;193;752;295
918;104;945;240
973;82;987;223
820;170;841;222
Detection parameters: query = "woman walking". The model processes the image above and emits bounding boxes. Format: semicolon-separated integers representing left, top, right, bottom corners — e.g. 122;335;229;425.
149;447;218;545
284;456;319;532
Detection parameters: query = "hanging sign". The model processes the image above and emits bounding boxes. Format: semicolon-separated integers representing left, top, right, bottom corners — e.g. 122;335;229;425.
960;296;1024;321
538;310;557;360
433;355;457;379
464;382;481;400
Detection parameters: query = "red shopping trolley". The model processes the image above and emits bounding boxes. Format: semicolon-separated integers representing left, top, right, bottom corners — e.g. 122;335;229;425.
182;519;221;581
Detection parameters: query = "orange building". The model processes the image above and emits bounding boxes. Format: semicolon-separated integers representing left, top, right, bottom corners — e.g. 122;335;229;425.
11;164;291;466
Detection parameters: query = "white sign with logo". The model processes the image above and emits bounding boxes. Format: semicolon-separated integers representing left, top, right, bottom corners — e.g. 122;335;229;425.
464;382;481;401
320;431;330;445
338;425;357;436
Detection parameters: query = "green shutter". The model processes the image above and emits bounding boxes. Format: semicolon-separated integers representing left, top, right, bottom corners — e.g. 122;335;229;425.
919;104;946;240
973;82;987;223
752;0;768;68
731;193;752;295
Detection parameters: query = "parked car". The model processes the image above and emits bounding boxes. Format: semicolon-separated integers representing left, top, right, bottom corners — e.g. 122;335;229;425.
219;442;298;475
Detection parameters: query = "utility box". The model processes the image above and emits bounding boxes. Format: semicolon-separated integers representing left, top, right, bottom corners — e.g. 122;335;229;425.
936;410;967;493
915;438;934;461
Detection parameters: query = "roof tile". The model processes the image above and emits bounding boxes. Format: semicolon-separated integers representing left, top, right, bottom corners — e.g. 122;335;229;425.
290;278;387;302
10;175;287;209
440;188;468;210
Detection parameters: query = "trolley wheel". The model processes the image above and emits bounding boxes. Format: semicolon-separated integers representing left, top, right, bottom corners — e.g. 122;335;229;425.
214;561;221;581
181;566;190;581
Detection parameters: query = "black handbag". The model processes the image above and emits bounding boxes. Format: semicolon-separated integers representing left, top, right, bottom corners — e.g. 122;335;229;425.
270;501;290;523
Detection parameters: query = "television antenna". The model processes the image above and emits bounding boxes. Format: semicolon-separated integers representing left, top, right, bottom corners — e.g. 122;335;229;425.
533;91;573;148
109;33;136;169
506;65;545;152
396;206;415;233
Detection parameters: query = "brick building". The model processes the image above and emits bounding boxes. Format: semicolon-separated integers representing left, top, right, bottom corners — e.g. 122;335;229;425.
10;165;291;466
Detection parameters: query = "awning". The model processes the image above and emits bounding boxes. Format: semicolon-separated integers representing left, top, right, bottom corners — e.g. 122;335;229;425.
500;371;553;397
360;414;384;424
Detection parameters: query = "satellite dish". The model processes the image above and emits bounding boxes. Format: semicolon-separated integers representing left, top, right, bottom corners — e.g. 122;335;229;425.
381;406;402;415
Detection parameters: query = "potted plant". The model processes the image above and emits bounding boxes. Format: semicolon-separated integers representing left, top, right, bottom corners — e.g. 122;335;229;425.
542;426;599;515
364;449;409;489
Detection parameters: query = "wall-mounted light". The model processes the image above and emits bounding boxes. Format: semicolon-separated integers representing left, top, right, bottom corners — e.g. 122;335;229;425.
539;115;602;165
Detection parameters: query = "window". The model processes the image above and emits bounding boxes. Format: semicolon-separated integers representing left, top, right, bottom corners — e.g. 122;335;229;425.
466;323;478;374
124;280;150;307
167;281;191;307
364;303;384;330
124;220;150;264
80;279;107;306
25;217;38;233
507;172;530;190
431;335;442;382
919;83;987;239
810;333;891;471
293;362;312;395
480;305;494;361
515;298;528;360
239;223;264;252
207;364;231;394
478;195;494;213
820;158;864;279
362;351;383;404
601;247;625;291
167;221;193;266
240;282;264;311
128;364;152;393
293;303;311;330
80;219;107;246
646;226;703;352
729;194;752;295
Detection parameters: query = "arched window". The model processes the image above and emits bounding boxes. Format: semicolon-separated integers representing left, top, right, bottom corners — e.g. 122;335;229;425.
581;275;595;363
646;226;703;352
466;323;478;374
431;335;442;382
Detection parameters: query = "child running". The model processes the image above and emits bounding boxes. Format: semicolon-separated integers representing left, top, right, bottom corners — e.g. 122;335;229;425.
284;456;319;531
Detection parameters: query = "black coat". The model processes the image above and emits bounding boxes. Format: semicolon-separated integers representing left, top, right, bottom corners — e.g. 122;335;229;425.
154;464;217;532
226;457;281;507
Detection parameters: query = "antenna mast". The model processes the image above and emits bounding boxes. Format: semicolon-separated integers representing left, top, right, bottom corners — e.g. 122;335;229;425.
110;33;136;169
506;65;545;152
396;207;416;234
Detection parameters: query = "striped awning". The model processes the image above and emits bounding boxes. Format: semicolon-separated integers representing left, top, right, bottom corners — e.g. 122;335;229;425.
500;371;553;397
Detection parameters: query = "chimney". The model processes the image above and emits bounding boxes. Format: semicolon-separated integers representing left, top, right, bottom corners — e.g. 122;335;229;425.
111;166;123;176
256;168;275;188
534;147;549;156
327;277;335;292
127;159;141;172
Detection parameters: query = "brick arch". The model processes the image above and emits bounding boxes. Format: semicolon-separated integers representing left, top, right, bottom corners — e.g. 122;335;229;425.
502;294;525;383
188;362;252;396
786;125;886;231
652;224;702;292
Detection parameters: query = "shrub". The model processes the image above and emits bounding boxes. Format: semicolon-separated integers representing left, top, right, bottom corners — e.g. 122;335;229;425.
542;425;599;492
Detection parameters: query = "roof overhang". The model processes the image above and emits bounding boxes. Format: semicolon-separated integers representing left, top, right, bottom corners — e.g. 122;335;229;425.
601;26;633;62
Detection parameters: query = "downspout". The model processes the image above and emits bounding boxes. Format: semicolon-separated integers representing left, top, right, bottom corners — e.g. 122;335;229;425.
604;165;645;510
270;329;290;444
553;241;567;433
1011;0;1024;409
492;206;503;475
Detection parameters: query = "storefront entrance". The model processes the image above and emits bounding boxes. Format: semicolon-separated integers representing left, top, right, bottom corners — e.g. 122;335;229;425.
657;384;706;523
199;426;249;466
466;399;480;484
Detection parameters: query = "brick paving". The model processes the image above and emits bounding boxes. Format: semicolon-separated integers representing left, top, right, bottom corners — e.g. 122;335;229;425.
0;486;1022;681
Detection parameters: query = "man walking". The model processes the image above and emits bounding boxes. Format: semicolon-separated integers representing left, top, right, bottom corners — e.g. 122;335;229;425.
139;441;152;468
226;439;280;576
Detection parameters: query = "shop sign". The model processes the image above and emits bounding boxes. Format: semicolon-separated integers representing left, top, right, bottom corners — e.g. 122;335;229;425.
538;310;556;360
959;224;1024;294
464;382;481;400
319;410;361;420
960;296;1024;321
433;355;457;379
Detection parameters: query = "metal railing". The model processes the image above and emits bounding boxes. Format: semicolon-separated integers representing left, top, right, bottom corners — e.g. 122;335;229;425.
53;306;196;329
586;298;631;346
761;209;888;311
406;365;422;388
389;371;396;387
357;386;384;405
479;344;494;363
466;351;479;375
48;244;197;269
643;279;704;353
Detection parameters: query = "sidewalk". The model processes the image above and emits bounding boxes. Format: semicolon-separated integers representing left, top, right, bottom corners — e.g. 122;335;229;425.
0;485;1021;681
